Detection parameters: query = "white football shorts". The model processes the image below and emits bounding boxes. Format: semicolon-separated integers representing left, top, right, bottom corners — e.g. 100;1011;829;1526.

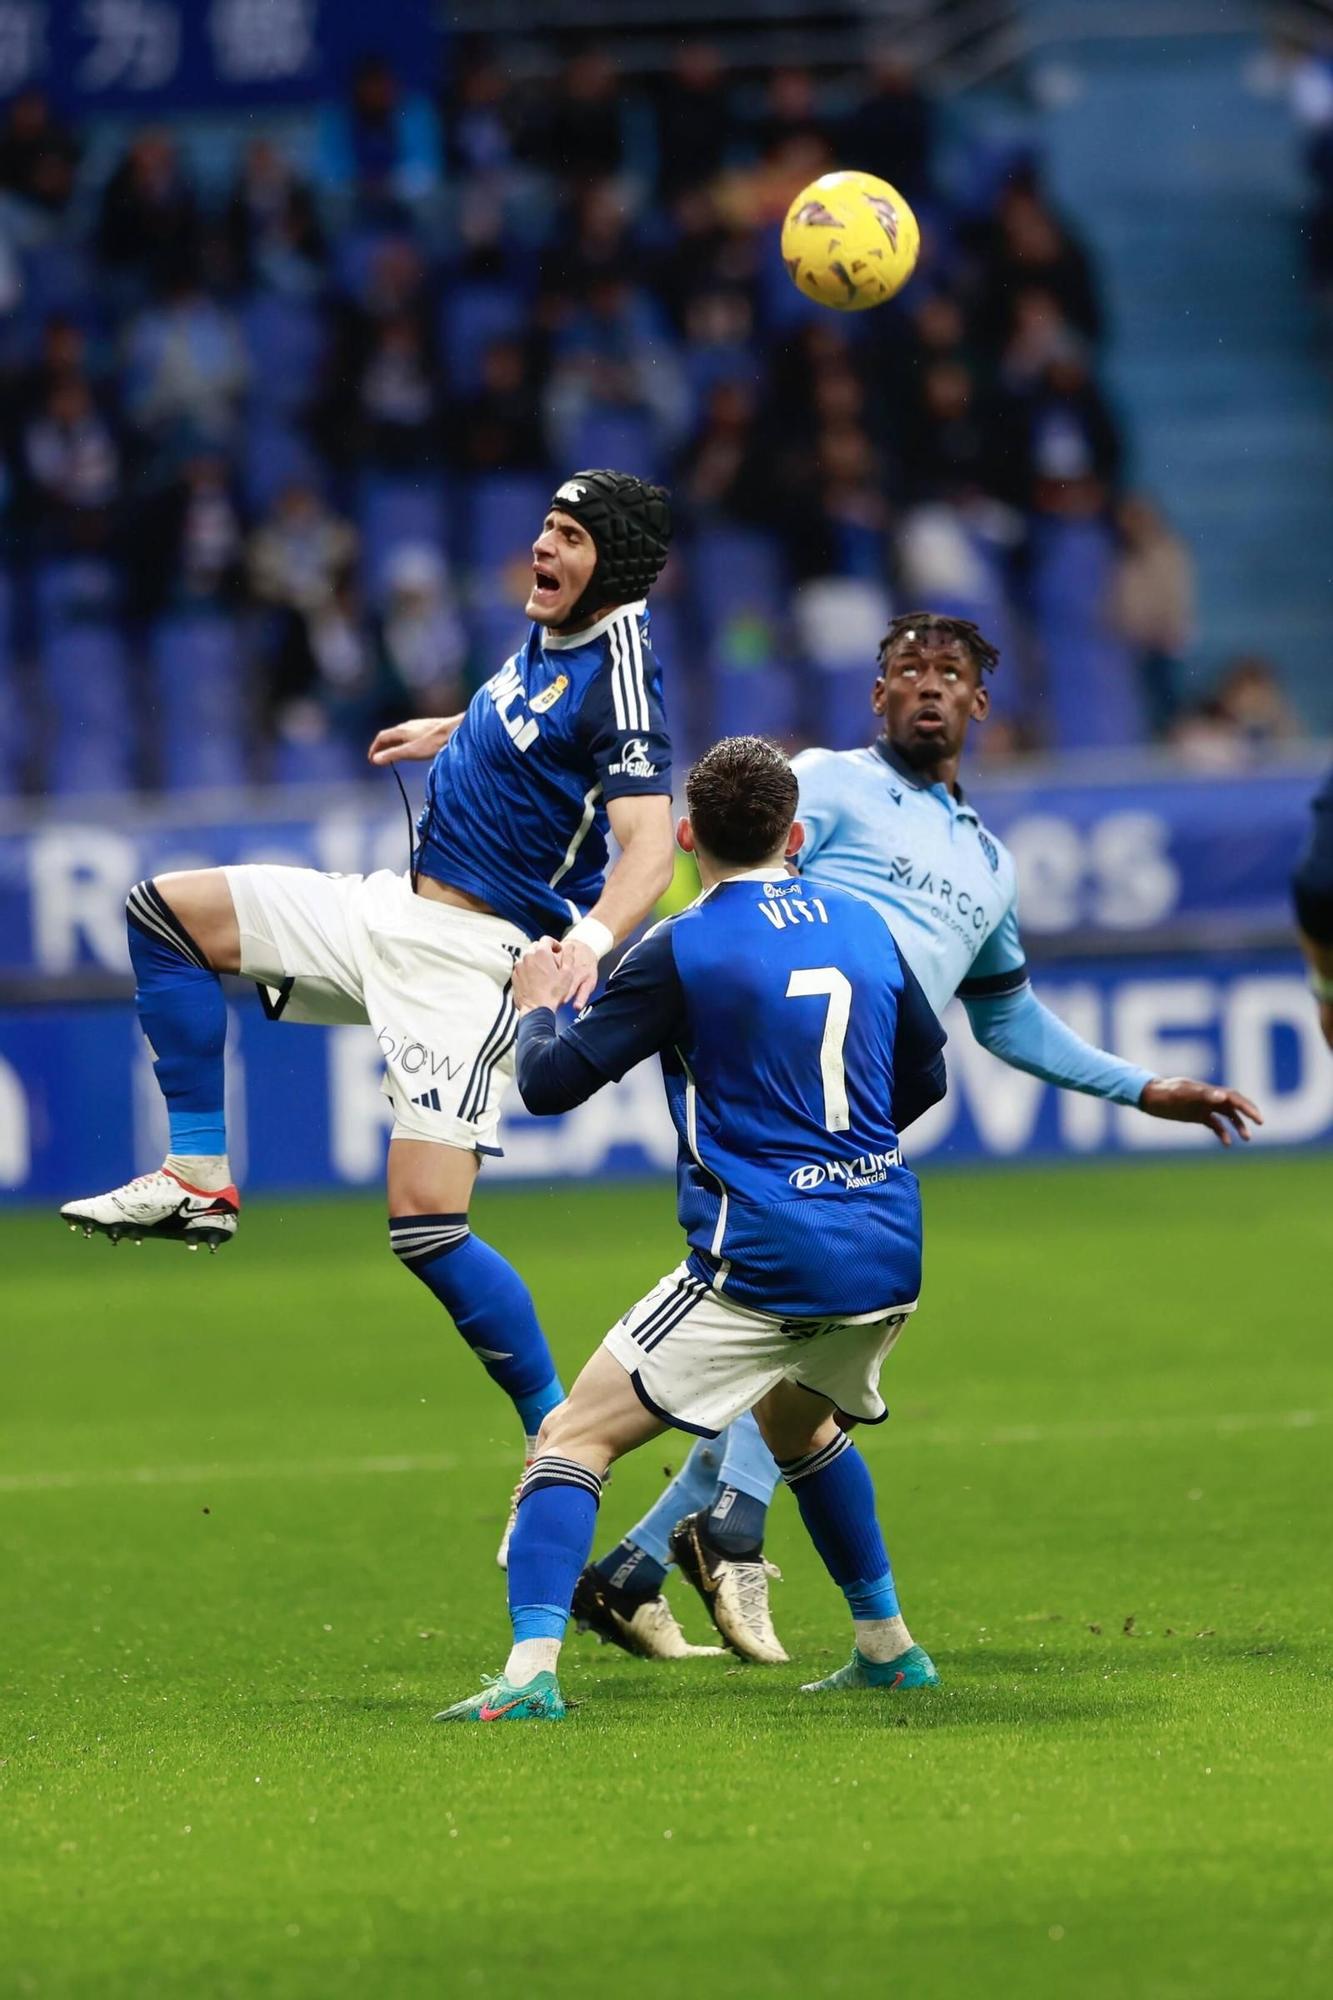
602;1261;917;1437
224;864;526;1152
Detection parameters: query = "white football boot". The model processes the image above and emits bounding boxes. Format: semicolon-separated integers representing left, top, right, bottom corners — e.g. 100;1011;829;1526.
669;1509;790;1664
60;1167;240;1251
496;1468;528;1570
571;1566;725;1660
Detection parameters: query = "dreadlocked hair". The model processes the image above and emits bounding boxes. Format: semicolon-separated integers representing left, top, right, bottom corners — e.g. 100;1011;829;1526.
876;612;1000;677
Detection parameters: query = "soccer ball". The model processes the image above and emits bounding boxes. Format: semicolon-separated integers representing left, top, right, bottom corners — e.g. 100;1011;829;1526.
780;169;920;312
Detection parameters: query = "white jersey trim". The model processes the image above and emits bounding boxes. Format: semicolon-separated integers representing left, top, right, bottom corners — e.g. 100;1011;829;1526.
550;781;603;890
541;599;648;652
608;612;650;733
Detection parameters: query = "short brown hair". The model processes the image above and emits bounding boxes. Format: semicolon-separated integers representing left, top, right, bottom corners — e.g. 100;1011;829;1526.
685;736;798;866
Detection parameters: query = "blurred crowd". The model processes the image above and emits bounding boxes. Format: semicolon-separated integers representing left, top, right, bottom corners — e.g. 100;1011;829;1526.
0;43;1304;795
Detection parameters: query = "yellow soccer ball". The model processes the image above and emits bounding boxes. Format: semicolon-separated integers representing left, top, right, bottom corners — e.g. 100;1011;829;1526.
780;169;920;312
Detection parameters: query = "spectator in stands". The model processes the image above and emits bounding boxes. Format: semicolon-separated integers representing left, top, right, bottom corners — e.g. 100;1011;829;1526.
527;48;630;186
122;266;250;448
0;88;79;215
249;480;357;622
677;378;778;527
446;47;517;179
898;358;1001;506
314;54;444;210
1213;655;1303;747
22;375;120;557
747;65;836;163
653;42;733;200
447;336;548;475
994;343;1121;517
96;132;198;296
225;139;326;294
1109;494;1195;736
839;51;936;203
544;271;688;464
373;544;468;713
972;180;1103;354
350;313;443;469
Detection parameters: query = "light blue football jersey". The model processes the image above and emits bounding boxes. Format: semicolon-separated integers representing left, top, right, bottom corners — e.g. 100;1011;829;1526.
793;743;1026;1016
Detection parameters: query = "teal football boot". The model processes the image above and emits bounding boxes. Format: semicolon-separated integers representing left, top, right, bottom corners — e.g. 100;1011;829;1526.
801;1644;939;1693
433;1670;567;1723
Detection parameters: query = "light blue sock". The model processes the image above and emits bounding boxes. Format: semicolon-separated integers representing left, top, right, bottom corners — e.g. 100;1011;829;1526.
717;1409;783;1506
619;1432;724;1568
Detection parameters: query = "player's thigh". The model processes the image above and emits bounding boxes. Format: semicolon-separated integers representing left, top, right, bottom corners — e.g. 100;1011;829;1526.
538;1345;665;1475
752;1380;841;1464
386;1137;479;1217
152;869;241;973
222;863;369;1023
602;1267;793;1441
784;1307;916;1432
359;884;526;1154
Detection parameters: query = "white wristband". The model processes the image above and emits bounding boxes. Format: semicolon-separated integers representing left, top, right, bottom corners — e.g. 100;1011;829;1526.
564;916;614;961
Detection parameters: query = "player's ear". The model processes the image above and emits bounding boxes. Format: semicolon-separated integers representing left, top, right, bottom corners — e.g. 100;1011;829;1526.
871;673;888;717
677;816;696;854
786;819;806;860
971;681;990;723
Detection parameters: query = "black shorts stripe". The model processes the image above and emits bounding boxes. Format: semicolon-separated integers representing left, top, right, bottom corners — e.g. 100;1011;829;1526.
126;880;210;970
458;982;516;1123
629;1276;706;1351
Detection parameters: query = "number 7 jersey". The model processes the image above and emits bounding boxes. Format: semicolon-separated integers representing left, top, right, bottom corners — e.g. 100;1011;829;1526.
555;870;948;1318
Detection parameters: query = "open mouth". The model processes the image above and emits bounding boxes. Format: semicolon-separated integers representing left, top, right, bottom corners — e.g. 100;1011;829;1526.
531;567;561;603
913;706;946;732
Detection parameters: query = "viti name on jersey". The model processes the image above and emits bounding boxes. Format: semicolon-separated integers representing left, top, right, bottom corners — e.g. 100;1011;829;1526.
757;891;830;931
488;659;540;752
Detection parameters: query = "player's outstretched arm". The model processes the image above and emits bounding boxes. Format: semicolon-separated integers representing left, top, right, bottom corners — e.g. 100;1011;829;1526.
367;715;465;765
963;983;1262;1145
560;794;675;1010
512;925;684;1116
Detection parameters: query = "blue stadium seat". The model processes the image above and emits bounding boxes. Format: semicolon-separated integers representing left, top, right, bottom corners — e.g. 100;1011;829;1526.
711;664;800;741
439;281;528;396
464;473;551;612
242;423;323;515
34;559;120;637
1031;521;1145;748
567;408;662;485
41;624;135;794
357;472;450;605
242;295;328;416
151;614;250;791
272;732;363;786
689;527;786;644
0;571;20;796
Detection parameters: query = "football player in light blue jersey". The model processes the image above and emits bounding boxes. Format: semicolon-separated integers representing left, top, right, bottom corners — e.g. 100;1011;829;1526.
577;612;1262;1665
437;736;947;1722
61;470;678;1563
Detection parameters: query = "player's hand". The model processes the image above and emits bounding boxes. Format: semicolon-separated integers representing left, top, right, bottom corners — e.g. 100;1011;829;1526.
513;938;566;1015
367;715;463;766
560;940;600;1012
1139;1077;1263;1146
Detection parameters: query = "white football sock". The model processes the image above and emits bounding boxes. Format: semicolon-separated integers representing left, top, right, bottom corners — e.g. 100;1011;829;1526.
164;1154;233;1193
853;1614;913;1663
505;1638;561;1683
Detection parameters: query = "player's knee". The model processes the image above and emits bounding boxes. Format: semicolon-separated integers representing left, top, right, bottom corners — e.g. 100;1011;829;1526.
752;1387;839;1465
138;869;239;973
388;1214;469;1269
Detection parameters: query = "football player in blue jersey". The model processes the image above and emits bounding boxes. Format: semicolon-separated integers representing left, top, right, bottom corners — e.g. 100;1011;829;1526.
436;734;949;1722
576;611;1263;1664
61;470;678;1558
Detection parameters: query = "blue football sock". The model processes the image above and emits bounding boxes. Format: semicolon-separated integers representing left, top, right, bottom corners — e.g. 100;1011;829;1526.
389;1215;564;1436
705;1485;769;1559
778;1432;899;1614
126;880;227;1159
593;1538;669;1600
508;1454;603;1641
616;1432;723;1568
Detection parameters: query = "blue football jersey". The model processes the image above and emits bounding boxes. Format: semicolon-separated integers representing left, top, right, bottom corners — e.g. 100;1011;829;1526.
519;872;947;1319
415;600;671;939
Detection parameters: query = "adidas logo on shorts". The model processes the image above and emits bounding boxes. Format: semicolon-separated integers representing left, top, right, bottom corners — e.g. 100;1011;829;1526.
410;1088;443;1111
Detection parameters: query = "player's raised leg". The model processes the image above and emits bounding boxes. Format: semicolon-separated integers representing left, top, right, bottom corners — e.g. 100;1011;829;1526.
60;870;242;1248
387;1137;565;1543
753;1381;938;1693
435;1346;665;1722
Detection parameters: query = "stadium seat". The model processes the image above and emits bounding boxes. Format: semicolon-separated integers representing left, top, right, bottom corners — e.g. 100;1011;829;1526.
242;295;328;416
689;526;787;647
439;281;528;396
272;731;363;787
242;424;324;516
566;408;663;486
464;473;551;613
41;623;135;794
0;570;21;795
357;472;450;605
150;614;251;791
1031;521;1145;749
34;559;120;637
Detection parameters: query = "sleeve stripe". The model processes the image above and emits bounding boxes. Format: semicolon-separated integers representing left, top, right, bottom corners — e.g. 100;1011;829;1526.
608;618;631;732
626;613;650;732
958;963;1030;1000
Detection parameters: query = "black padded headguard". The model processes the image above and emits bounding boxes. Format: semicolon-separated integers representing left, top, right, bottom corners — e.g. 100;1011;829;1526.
549;468;672;625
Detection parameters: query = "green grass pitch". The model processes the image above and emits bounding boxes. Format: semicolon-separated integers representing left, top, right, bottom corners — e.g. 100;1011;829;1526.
3;1156;1331;1999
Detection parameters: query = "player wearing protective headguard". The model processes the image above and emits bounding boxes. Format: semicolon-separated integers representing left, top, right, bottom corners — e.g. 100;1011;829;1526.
61;471;679;1558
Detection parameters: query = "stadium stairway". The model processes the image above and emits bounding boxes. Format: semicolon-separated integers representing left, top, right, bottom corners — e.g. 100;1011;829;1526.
1032;24;1333;729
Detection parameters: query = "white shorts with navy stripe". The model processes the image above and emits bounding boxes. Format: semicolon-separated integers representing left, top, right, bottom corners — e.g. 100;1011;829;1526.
602;1260;917;1438
224;865;525;1153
